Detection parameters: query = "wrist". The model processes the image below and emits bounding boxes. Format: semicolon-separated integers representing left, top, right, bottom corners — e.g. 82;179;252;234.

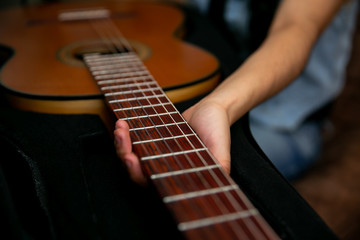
198;92;246;126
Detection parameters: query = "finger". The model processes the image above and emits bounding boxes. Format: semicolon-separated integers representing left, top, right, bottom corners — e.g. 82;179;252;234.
114;120;133;157
115;119;129;130
123;152;147;186
114;120;147;185
218;157;231;174
207;141;231;174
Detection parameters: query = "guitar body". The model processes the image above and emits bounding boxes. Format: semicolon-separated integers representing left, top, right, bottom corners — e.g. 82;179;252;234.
0;1;220;124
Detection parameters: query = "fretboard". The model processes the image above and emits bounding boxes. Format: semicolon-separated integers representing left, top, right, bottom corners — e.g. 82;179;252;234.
84;52;280;240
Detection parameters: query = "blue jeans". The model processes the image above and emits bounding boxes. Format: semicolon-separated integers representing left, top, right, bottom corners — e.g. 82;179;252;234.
249;120;323;180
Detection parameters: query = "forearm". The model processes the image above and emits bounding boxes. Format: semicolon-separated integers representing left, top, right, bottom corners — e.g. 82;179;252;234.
201;0;346;125
207;24;317;124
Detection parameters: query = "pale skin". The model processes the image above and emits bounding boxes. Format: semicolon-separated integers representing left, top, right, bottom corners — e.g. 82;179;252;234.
114;0;349;185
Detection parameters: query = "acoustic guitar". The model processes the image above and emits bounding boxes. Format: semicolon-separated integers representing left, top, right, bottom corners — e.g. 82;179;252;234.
0;1;279;239
0;0;220;127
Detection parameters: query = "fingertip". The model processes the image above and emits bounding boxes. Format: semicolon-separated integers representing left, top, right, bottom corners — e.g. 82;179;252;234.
113;128;121;141
113;128;123;153
114;126;132;154
217;156;231;174
115;119;122;129
125;153;148;186
115;119;129;130
114;120;146;185
222;163;231;174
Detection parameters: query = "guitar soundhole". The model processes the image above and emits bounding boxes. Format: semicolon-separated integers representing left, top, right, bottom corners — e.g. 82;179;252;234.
57;39;151;67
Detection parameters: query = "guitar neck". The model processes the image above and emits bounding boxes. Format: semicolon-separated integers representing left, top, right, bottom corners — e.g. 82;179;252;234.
84;52;279;239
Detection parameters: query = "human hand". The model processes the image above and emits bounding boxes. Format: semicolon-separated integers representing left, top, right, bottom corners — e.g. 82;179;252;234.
114;100;231;185
114;120;147;185
182;100;231;173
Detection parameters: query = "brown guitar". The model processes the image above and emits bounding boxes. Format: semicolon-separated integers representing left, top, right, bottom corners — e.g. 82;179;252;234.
0;1;219;126
0;1;279;239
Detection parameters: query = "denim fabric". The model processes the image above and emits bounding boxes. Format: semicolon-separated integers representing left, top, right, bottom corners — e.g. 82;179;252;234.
250;0;358;130
250;120;323;180
248;0;358;178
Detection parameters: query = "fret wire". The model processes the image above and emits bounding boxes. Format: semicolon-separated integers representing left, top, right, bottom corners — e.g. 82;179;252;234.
89;61;143;71
87;55;140;65
105;92;164;99
92;65;146;75
87;53;137;62
94;70;148;80
98;76;152;85
85;52;134;61
85;54;140;62
114;102;172;112
103;87;160;96
101;85;160;93
163;184;238;203
132;133;196;145
150;164;221;180
129;122;177;131
100;81;155;89
93;67;146;75
121;111;178;121
178;209;259;231
140;148;207;161
86;18;271;238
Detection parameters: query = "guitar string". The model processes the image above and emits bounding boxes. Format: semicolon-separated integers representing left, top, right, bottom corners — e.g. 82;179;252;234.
95;16;246;213
94;17;268;239
88;19;123;54
117;17;272;239
99;15;274;237
88;19;220;234
91;19;196;182
89;16;269;239
94;17;267;239
78;17;209;235
89;16;207;214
